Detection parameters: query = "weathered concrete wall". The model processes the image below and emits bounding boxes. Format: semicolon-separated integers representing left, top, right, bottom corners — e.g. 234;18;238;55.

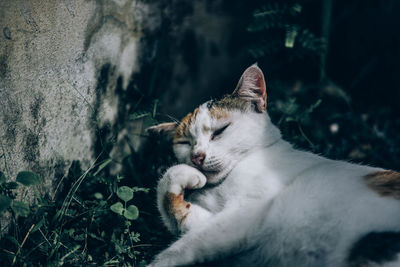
0;0;158;189
0;0;251;194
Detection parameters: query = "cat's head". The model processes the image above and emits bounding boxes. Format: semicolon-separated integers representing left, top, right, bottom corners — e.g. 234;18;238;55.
149;64;279;183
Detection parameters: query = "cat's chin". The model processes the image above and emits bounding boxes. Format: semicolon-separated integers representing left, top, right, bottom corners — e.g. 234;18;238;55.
202;169;231;184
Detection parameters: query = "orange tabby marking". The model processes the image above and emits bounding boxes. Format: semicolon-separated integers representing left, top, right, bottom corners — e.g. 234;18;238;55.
364;170;400;199
175;108;199;139
209;106;229;119
164;193;191;225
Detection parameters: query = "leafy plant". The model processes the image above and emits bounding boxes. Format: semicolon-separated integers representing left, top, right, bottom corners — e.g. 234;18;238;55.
247;1;326;78
110;185;141;221
0;161;151;266
15;171;41;186
0;170;41;218
248;1;325;54
274;97;322;149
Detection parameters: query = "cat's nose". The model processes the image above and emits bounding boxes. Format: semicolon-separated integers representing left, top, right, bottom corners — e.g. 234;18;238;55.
191;152;206;167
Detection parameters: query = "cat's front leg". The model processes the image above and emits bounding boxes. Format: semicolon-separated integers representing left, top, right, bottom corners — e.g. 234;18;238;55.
148;202;267;267
157;164;212;234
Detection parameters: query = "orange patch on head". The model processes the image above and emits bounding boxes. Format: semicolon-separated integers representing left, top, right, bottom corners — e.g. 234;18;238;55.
164;193;191;225
209;106;229;120
210;96;250;113
174;108;199;140
364;170;400;199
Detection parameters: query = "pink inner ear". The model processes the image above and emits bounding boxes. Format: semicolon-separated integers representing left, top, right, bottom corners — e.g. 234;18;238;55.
251;69;267;106
235;64;267;112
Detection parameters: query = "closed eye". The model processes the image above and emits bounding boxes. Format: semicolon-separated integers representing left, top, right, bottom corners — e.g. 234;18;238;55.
211;123;231;140
174;140;191;145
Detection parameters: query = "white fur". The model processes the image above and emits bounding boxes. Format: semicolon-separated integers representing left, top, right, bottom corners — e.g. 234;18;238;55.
156;164;211;234
150;105;400;267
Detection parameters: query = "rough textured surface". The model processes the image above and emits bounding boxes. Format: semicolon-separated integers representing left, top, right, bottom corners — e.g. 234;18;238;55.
0;0;157;191
0;0;248;196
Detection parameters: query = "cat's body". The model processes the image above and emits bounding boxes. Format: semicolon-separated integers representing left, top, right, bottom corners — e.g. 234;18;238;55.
148;65;400;266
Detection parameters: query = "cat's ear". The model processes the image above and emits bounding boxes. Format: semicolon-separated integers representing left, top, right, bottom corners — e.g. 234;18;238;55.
232;63;267;112
146;122;178;141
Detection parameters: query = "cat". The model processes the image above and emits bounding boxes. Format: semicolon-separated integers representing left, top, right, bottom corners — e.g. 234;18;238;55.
147;64;400;267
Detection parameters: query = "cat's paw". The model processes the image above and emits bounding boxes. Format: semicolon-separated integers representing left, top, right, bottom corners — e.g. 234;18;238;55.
157;164;207;233
160;164;207;195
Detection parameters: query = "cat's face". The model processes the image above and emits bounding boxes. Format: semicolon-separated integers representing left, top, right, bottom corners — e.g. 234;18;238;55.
149;64;269;184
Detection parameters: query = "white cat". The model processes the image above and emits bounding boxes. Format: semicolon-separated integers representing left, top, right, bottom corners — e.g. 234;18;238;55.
147;64;400;267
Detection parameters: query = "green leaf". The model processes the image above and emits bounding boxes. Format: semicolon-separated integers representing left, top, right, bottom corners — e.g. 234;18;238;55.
117;186;133;202
88;232;103;241
64;228;75;237
129;111;151;121
5;182;18;189
285;26;298;48
12;201;30;217
5;235;20;247
285;117;295;122
132;187;150;193
103;260;120;265
94;192;103;200
93;158;112;176
124;205;139;220
110;202;123;215
306;99;322;114
73;234;85;241
31;218;45;233
0;171;5;184
16;171;41;186
0;194;12;213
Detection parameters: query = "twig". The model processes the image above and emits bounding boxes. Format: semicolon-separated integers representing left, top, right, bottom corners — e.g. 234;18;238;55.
59;153;102;221
12;224;35;265
38;228;51;246
24;241;47;258
130;244;152;248
298;123;315;149
2;248;15;255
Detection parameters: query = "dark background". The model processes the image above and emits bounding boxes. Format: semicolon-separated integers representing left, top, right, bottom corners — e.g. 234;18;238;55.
139;0;400;168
